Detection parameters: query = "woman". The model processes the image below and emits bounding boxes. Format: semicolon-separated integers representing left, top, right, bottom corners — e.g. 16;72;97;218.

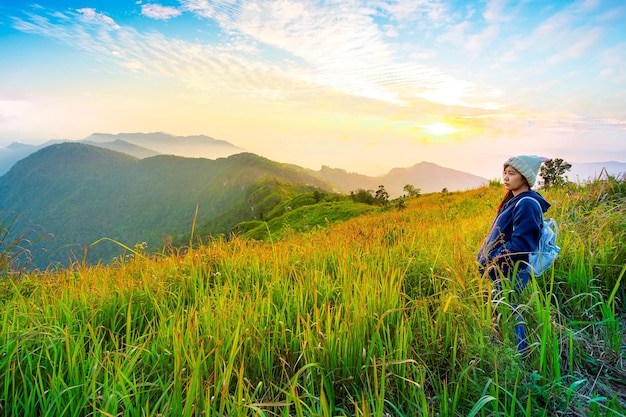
478;155;551;354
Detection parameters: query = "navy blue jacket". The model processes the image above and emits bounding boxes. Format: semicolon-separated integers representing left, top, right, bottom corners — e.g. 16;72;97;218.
478;190;551;282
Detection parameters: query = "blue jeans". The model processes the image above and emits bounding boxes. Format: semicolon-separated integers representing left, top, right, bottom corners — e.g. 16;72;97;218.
513;305;528;354
483;266;530;355
509;269;530;355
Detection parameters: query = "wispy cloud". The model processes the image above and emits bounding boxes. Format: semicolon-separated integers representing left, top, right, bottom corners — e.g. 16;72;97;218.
10;2;486;112
180;0;217;19
11;7;304;98
0;97;32;129
547;26;602;64
379;0;450;27
6;0;624;149
465;23;500;52
500;0;608;65
483;0;508;22
141;4;182;20
178;0;486;107
76;8;120;29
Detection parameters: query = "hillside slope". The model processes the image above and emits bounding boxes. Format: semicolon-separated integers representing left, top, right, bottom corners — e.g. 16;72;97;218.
0;143;332;266
1;178;623;415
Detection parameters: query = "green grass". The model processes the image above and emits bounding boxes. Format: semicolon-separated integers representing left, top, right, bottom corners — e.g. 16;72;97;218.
0;177;624;416
239;200;376;240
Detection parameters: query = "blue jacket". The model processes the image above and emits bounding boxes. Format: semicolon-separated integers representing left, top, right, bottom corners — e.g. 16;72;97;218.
478;190;551;283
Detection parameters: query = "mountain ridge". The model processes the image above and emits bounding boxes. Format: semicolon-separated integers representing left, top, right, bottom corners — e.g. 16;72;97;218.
0;132;245;175
0;143;334;266
81;139;160;159
1;140;625;268
84;132;245;159
2;132;624;182
1;132;491;196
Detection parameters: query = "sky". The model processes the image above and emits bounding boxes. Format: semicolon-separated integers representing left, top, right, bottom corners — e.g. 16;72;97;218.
0;0;625;179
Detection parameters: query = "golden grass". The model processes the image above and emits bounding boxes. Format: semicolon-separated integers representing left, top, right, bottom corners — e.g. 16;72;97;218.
1;180;624;416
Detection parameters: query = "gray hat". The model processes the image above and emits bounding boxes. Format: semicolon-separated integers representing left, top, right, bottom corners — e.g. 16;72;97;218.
504;155;548;186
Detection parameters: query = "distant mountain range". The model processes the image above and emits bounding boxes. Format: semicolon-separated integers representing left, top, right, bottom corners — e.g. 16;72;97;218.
1;132;624;185
0;132;244;175
567;161;626;182
318;162;487;196
0;131;491;195
1;132;624;267
0;139;490;267
83;132;245;159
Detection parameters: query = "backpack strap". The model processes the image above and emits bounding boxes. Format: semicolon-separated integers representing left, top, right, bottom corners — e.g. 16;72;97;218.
514;196;544;229
515;196;543;214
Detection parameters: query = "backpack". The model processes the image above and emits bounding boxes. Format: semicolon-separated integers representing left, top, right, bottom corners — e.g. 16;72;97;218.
515;197;560;276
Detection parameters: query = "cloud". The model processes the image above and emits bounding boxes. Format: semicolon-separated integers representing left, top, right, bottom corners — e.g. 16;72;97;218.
465;23;500;52
483;0;509;22
500;0;608;65
76;8;120;29
11;6;320;101
547;26;602;64
380;0;450;27
3;2;525;117
0;96;33;131
15;0;614;136
8;2;496;112
438;20;469;46
141;4;182;20
180;0;216;19
173;0;486;107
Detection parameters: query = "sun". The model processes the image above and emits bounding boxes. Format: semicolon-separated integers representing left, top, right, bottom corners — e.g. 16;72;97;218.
420;122;461;136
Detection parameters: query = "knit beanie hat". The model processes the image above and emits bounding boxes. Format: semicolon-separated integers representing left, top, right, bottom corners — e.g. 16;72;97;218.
504;155;548;187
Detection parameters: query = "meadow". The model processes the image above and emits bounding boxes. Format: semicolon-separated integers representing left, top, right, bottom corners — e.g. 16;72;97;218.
0;176;624;416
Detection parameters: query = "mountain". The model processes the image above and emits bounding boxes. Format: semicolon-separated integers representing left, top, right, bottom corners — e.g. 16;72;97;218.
3;132;622;193
0;143;331;267
83;132;245;159
81;139;160;159
0;141;486;268
5;135;620;269
314;166;379;194
567;161;626;182
314;162;488;197
0;140;64;176
381;161;488;195
0;132;245;175
0;142;35;176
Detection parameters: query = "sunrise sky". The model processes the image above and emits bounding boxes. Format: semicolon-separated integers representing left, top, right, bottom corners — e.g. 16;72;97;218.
1;0;625;178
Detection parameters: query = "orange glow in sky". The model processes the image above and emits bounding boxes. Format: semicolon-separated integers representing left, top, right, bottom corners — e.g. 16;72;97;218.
0;1;624;178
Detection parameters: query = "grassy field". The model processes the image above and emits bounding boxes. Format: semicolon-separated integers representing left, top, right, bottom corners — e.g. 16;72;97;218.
1;177;624;416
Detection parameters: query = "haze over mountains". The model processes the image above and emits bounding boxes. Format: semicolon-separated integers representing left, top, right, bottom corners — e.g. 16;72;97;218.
0;136;488;267
83;132;245;160
0;132;244;175
0;132;624;268
1;132;624;181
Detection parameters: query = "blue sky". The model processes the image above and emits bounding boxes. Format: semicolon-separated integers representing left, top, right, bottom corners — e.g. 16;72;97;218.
1;0;624;177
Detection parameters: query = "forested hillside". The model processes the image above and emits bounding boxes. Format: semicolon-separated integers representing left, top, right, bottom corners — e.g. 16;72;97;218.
0;143;332;266
0;141;492;268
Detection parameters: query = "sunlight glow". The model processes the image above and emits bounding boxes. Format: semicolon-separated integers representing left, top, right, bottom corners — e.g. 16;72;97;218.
420;122;462;136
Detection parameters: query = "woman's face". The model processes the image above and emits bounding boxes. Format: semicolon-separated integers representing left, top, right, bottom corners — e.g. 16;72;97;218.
503;165;529;195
